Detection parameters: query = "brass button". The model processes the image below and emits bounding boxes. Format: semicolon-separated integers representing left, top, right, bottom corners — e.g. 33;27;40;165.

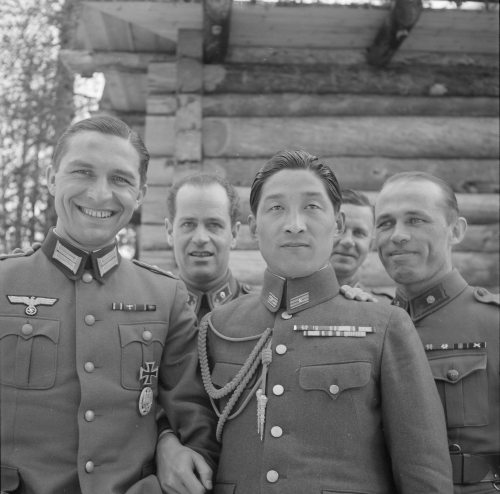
21;324;33;336
270;426;283;438
281;311;292;320
273;384;284;396
85;461;94;473
84;315;96;326
329;384;340;395
266;470;279;483
142;330;152;342
84;410;95;422
426;295;436;304
84;362;95;373
275;344;287;355
82;272;93;283
447;369;460;381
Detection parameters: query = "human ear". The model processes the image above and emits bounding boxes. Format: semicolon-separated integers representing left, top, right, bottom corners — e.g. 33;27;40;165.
231;221;241;249
165;218;174;247
46;165;56;196
450;216;467;246
135;184;148;209
248;214;257;237
335;211;346;235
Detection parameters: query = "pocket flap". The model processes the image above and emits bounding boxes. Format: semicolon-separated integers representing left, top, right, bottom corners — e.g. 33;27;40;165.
0;316;59;343
299;361;371;396
211;362;243;388
428;353;487;384
1;464;20;491
118;322;166;347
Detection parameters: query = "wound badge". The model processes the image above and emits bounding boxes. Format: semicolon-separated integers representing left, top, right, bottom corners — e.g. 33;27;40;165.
138;387;154;417
138;361;158;417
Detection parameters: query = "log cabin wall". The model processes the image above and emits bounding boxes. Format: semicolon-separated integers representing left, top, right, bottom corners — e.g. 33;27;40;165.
66;1;499;291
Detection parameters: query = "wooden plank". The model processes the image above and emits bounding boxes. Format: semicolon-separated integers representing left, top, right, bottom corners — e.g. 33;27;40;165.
139;249;499;290
202;94;500;117
200;157;500;193
227;47;499;68
85;1;202;41
146;95;178;116
144;116;175;156
203;63;499;96
148;63;177;95
202;117;499;159
204;0;233;63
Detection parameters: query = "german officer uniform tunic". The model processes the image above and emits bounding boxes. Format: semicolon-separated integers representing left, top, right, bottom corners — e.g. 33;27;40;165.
392;269;500;493
199;264;453;494
0;229;218;494
183;269;252;321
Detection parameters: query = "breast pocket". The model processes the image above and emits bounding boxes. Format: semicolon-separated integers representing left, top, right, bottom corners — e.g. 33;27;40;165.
119;322;166;390
0;315;59;389
299;361;372;400
427;352;488;427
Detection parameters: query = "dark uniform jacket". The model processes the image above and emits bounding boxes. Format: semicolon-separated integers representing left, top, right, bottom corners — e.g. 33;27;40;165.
392;270;500;492
0;229;218;494
183;269;251;321
200;264;453;494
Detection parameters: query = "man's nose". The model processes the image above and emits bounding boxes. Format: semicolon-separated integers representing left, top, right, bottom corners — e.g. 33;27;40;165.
87;178;113;202
339;230;355;247
192;225;210;243
391;223;411;244
284;210;306;234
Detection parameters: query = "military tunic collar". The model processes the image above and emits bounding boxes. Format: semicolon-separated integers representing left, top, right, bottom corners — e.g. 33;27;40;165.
260;264;340;314
392;269;468;322
184;270;240;315
41;228;120;284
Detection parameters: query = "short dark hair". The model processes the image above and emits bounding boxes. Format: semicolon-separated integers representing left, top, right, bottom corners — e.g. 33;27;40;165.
167;173;240;226
382;171;459;223
341;189;372;209
52;115;150;185
249;150;342;215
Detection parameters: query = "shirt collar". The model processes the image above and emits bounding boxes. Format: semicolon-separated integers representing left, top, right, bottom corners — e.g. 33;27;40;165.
392;269;468;322
184;270;239;313
41;228;120;284
260;264;340;314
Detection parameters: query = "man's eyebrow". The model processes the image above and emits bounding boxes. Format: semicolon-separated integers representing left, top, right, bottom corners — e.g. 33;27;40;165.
262;191;325;200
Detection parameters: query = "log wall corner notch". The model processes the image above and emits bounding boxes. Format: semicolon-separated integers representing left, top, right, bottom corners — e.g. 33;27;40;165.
366;0;423;67
204;0;233;64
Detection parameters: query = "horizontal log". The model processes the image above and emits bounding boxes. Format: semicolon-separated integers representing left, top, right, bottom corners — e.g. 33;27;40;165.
200;157;500;193
202;94;500;118
140;222;499;254
203;64;499;96
227;47;500;68
139;249;499;290
202;117;499;159
142;185;500;225
144;116;175;156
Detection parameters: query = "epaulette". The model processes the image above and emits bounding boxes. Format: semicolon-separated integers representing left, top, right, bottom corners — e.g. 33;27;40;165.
371;286;396;300
132;259;178;279
0;243;41;260
473;287;500;306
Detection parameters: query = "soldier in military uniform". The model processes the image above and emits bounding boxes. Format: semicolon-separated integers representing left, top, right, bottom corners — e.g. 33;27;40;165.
0;116;218;494
197;150;453;494
165;173;252;321
331;188;394;302
375;171;500;493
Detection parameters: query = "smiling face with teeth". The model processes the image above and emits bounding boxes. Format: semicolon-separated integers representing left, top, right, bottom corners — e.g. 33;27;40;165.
47;131;147;251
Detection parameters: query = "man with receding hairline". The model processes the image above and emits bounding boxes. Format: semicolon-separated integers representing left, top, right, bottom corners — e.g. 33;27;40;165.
375;171;500;493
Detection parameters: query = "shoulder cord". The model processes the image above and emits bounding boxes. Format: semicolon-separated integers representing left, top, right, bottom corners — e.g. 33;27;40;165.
198;317;273;441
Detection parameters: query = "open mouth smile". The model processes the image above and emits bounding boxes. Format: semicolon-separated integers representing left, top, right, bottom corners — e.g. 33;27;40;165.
189;251;214;257
78;206;114;219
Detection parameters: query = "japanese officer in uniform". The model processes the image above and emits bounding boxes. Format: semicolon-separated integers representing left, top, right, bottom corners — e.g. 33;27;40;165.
198;150;454;494
0;116;218;494
375;171;500;493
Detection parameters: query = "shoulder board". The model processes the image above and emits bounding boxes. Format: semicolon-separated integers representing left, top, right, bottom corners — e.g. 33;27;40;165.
0;242;42;261
473;287;500;306
132;259;178;279
370;286;396;300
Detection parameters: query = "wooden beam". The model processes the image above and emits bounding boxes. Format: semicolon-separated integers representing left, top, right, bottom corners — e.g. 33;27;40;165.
204;0;233;63
202;63;499;96
366;0;423;67
202;116;499;159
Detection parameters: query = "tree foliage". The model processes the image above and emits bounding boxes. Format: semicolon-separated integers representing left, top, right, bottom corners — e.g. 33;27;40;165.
0;0;76;253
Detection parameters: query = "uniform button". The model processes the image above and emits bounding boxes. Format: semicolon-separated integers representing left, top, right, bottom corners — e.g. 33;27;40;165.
21;324;33;336
281;311;292;320
273;384;284;396
266;470;279;483
84;362;95;373
142;330;152;342
275;344;287;355
271;426;283;438
447;369;460;381
426;295;436;304
82;272;93;283
220;291;226;299
85;461;94;473
476;288;485;296
85;410;95;422
84;314;96;326
449;443;461;453
329;384;340;395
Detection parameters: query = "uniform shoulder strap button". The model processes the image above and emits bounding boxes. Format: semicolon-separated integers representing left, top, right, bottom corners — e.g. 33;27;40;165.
473;287;500;306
